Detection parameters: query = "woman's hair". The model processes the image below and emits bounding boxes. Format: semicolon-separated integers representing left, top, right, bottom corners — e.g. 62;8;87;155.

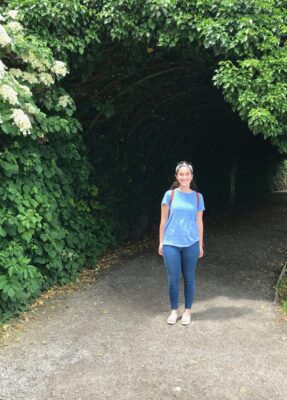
170;161;197;190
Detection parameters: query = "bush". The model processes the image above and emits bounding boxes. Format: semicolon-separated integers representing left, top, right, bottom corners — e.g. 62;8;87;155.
0;8;116;321
277;276;287;311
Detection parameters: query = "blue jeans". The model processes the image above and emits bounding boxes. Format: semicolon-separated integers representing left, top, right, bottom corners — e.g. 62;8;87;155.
162;242;199;310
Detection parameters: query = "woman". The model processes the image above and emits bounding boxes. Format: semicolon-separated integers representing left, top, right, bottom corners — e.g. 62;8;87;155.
159;161;205;325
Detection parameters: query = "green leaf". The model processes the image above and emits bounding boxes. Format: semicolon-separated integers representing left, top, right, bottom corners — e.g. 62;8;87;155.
0;227;7;237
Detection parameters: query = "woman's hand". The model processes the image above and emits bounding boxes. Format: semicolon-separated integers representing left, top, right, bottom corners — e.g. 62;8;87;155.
199;246;204;258
158;244;163;256
197;212;204;258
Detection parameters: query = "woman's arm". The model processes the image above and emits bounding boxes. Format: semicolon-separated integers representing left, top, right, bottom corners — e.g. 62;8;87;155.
159;204;169;256
197;211;204;258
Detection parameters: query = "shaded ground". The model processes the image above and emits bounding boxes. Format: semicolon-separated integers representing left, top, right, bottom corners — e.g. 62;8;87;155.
0;193;287;400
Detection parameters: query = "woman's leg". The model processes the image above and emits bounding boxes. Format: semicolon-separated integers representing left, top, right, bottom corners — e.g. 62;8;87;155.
181;241;199;310
162;245;181;310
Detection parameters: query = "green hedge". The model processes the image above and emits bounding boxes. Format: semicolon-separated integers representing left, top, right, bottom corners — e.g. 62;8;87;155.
0;9;117;321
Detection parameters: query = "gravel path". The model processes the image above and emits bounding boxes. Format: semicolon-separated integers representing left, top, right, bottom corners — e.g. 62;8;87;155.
0;194;287;400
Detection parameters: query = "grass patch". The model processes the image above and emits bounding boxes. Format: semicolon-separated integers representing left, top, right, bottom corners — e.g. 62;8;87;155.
282;301;287;313
277;275;287;313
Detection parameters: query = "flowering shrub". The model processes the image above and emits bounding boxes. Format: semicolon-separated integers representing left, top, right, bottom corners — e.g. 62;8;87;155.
0;24;11;46
0;9;114;320
11;108;32;135
0;84;19;105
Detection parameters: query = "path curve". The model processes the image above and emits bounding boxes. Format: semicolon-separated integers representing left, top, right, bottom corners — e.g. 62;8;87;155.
1;194;287;400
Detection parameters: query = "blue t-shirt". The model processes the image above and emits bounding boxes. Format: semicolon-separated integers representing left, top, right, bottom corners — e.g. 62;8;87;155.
161;189;205;247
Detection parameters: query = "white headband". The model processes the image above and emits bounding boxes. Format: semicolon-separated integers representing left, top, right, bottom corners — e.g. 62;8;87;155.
175;162;193;174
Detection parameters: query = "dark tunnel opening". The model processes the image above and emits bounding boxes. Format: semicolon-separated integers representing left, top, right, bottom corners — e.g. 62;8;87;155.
70;45;280;240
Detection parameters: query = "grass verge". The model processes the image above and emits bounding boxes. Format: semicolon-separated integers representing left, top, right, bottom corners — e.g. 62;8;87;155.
276;271;287;313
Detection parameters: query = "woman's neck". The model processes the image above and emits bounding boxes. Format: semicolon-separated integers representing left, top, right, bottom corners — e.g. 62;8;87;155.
177;186;192;193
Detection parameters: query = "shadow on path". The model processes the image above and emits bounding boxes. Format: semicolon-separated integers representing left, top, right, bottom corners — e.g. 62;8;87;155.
192;306;253;321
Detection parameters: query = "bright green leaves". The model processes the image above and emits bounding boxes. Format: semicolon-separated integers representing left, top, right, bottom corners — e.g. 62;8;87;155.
248;108;281;136
195;0;285;50
5;0;287;154
0;6;73;142
0;129;112;319
214;45;287;149
0;242;43;305
7;0;101;58
0;152;19;177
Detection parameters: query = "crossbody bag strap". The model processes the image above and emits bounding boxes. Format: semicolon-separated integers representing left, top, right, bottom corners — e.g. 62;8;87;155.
168;189;175;218
196;191;199;210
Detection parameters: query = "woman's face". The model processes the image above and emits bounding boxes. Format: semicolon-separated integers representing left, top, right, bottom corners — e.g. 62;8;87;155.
176;166;193;188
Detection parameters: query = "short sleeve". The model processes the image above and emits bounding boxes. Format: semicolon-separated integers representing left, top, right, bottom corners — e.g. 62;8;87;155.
161;190;172;206
198;193;205;211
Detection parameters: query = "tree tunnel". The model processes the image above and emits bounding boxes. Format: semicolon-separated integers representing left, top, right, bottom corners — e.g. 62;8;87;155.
0;1;286;317
72;44;280;239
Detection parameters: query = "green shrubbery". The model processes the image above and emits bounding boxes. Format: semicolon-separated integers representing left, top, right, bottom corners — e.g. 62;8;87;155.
277;274;287;313
0;9;116;320
0;241;43;316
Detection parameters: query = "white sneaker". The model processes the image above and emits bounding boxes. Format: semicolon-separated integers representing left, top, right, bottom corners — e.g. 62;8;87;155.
167;310;178;325
181;313;191;325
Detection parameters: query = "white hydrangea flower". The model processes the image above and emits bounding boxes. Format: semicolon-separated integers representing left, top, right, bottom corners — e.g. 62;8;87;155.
0;25;11;47
22;72;38;84
0;14;5;22
6;21;23;33
39;72;54;86
19;84;32;97
0;84;19;105
11;108;32;136
58;95;72;108
25;103;38;115
9;68;22;78
51;61;68;77
23;52;46;71
7;10;19;20
0;60;7;79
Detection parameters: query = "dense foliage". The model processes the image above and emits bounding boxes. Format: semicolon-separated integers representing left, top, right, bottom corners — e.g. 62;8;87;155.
7;0;287;152
1;0;286;319
0;8;115;320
